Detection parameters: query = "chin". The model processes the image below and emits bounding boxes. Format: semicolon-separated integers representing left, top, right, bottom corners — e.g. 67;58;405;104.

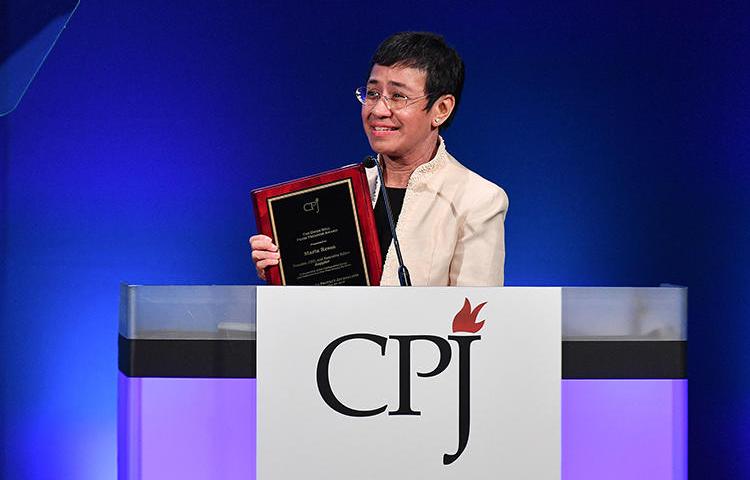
367;137;401;157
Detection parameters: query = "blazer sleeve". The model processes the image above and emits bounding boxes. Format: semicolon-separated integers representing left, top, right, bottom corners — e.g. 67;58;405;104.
448;185;508;286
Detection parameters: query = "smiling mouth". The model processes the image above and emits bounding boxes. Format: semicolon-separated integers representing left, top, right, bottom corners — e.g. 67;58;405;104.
371;126;398;132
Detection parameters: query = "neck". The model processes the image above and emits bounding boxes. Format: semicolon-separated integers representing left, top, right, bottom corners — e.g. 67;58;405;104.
382;136;440;188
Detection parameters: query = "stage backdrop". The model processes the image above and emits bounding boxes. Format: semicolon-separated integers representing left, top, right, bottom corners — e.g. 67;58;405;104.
1;1;749;478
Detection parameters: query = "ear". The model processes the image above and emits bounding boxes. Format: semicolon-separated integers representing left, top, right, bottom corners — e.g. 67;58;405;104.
431;94;456;128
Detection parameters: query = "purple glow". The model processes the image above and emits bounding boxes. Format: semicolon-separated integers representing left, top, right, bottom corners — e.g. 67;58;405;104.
118;374;256;480
118;374;141;480
119;376;686;478
562;379;687;479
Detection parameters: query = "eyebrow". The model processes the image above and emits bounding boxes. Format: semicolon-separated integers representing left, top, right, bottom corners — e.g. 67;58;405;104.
367;79;411;90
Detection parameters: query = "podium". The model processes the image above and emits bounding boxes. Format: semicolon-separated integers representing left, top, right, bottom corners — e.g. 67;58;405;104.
118;286;686;479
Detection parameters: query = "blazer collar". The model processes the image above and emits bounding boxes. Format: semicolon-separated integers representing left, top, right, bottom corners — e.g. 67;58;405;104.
366;136;449;201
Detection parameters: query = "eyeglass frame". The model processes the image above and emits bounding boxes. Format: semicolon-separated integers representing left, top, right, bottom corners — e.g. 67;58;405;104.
354;86;432;111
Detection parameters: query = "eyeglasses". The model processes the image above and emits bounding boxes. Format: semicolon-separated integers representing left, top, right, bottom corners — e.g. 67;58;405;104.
355;86;430;111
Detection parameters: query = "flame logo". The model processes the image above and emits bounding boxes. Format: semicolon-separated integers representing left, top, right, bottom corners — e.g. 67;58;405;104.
452;298;487;333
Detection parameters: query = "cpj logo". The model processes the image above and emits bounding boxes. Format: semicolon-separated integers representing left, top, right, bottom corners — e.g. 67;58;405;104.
316;298;488;465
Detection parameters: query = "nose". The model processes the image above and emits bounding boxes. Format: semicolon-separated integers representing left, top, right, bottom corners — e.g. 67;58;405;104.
370;95;392;117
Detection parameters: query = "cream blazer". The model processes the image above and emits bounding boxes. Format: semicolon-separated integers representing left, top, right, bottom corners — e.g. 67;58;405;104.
367;139;508;286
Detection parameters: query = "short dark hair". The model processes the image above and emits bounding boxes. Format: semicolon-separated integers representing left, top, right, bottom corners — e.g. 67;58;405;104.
370;32;465;129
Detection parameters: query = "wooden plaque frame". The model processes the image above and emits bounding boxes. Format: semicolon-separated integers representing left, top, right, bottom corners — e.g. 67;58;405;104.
252;164;382;286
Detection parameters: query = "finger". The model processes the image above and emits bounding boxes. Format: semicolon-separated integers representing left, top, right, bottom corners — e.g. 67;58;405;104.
257;258;279;270
250;237;278;252
249;234;271;243
249;234;272;245
256;268;266;281
252;250;280;262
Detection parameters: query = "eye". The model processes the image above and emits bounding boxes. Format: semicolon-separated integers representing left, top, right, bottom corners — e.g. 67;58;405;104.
391;92;408;100
365;89;381;99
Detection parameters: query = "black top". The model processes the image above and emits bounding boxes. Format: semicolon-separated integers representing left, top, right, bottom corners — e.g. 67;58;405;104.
373;187;407;267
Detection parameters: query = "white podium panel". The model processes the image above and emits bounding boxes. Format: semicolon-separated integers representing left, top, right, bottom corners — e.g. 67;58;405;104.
256;287;561;479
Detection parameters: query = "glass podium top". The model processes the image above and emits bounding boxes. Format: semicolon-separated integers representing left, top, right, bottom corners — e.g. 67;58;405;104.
119;285;686;342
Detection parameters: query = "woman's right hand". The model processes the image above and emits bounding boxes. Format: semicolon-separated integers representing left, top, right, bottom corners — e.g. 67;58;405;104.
249;234;280;281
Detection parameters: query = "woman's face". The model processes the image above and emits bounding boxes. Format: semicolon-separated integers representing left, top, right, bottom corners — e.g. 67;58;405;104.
361;64;437;160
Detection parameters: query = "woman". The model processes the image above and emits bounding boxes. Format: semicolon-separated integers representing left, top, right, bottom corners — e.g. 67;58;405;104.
251;32;508;286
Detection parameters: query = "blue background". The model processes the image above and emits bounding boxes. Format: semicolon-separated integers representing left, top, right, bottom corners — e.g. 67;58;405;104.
1;2;749;478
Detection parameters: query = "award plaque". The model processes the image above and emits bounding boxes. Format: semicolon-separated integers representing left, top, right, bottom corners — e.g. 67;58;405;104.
252;164;382;286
